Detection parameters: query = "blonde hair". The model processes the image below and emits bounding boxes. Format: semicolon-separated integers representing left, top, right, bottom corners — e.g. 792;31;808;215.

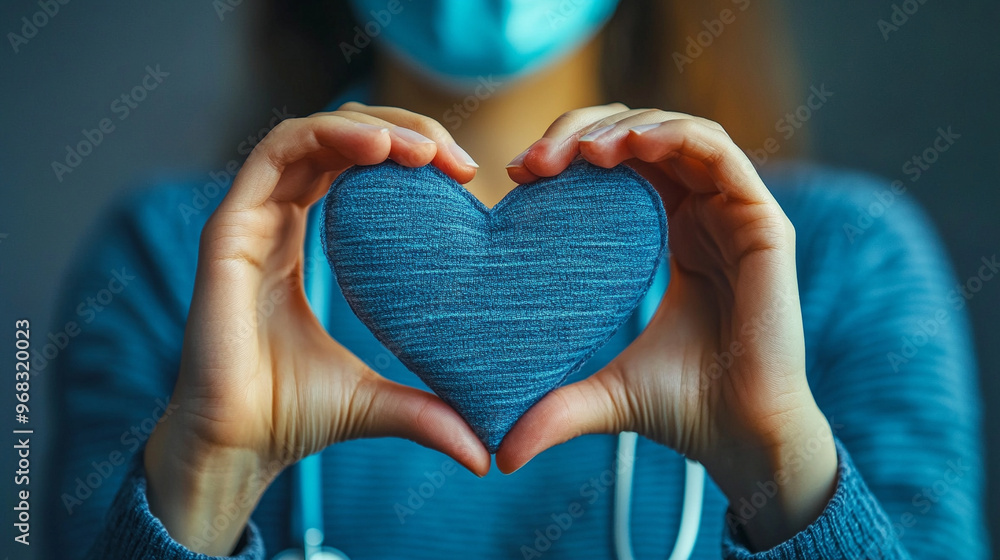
602;0;806;156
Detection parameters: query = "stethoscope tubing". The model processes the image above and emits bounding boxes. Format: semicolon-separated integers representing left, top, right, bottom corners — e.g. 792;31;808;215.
284;199;703;560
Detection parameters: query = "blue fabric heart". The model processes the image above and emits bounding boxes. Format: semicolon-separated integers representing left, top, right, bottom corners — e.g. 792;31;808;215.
322;160;667;452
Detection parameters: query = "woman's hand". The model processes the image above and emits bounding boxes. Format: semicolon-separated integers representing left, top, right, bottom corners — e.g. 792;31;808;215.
144;103;489;555
498;104;838;550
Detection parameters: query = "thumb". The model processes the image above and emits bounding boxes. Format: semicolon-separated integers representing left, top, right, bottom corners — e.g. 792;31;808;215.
352;376;492;477
495;368;628;474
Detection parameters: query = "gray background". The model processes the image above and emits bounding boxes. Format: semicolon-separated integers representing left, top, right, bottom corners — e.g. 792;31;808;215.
0;1;996;558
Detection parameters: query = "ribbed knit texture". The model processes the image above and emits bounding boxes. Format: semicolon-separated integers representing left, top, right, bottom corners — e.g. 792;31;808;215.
85;450;266;560
46;138;987;557
322;160;667;451
722;439;910;559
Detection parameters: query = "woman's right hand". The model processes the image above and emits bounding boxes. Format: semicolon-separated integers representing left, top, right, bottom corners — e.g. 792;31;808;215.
143;103;489;556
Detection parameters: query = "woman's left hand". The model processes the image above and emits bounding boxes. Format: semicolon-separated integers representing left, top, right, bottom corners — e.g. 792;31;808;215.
497;104;838;550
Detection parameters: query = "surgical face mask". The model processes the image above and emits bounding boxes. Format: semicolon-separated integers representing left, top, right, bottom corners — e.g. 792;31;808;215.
346;0;621;90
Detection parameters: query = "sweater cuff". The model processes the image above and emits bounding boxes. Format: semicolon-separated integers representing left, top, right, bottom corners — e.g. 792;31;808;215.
722;437;909;559
86;449;266;560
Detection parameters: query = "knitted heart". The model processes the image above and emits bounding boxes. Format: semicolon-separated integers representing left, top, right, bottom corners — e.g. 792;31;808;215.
322;160;667;452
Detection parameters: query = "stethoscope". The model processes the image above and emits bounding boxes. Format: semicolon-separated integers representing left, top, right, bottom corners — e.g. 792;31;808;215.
272;201;705;560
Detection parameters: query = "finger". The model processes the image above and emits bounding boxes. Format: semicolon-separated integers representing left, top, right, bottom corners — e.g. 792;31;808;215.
508;108;727;183
223;108;456;212
354;376;492;477
495;369;627;474
325;108;444;166
623;159;692;215
338;102;479;184
576;111;725;170
626;119;776;205
505;103;630;184
221;114;395;211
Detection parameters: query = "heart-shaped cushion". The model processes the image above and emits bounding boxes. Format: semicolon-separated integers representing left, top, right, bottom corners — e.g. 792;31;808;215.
322;160;667;452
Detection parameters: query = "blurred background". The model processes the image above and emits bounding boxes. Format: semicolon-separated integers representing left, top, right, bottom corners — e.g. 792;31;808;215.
0;1;996;558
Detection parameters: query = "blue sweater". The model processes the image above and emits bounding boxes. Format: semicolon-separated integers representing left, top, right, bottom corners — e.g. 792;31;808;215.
46;150;987;557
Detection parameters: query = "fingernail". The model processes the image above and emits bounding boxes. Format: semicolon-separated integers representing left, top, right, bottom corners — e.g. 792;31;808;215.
392;126;436;144
355;122;389;134
629;123;661;135
505;149;528;169
579;124;616;143
449;142;479;168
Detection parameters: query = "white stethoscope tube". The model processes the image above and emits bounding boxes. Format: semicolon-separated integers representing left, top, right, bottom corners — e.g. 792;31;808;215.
613;432;705;560
283;204;704;560
613;259;704;560
271;207;346;560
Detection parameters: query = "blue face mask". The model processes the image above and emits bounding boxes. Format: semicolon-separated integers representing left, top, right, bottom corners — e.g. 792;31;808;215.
346;0;620;89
